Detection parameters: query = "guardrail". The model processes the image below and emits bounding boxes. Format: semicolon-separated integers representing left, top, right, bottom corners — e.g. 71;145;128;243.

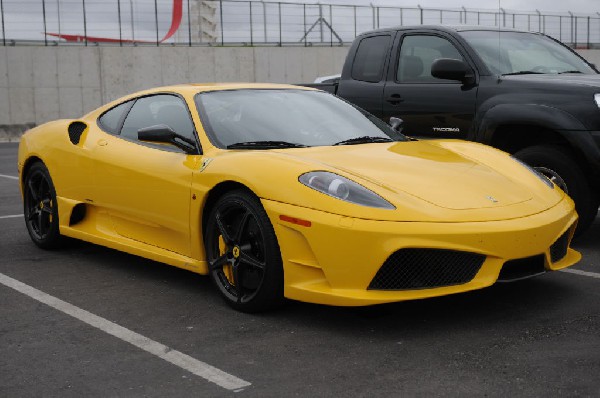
1;0;599;48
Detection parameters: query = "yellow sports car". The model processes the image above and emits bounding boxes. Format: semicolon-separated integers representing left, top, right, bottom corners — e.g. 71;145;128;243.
18;83;580;312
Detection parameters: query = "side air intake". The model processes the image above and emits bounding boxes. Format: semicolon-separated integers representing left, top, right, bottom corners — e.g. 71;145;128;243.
68;121;87;145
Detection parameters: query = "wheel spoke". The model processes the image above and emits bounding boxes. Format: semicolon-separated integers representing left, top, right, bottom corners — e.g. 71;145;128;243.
27;179;39;201
239;250;265;271
209;254;229;272
232;264;243;303
37;210;45;236
37;177;45;201
27;208;37;221
214;211;234;245
234;211;251;243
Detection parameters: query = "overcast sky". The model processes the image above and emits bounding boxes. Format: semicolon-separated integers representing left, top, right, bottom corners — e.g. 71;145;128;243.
311;0;599;15
215;0;600;15
2;0;599;43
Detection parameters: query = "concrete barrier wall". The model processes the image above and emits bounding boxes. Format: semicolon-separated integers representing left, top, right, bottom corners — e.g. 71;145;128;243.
0;46;349;141
1;46;600;141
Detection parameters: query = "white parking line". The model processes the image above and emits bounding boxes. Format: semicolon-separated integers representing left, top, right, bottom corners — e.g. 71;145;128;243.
0;214;23;219
561;268;600;279
0;174;18;180
0;272;251;391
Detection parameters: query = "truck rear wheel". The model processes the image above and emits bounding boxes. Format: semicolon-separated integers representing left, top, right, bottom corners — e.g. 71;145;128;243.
514;145;597;236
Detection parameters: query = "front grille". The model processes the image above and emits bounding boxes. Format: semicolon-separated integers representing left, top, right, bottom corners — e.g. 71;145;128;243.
498;255;546;282
368;249;486;290
550;229;570;263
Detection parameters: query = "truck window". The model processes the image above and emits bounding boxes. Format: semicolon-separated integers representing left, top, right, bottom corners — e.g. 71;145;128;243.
397;35;464;83
351;35;391;83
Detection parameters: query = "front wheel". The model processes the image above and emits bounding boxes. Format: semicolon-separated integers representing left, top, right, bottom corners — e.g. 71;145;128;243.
514;145;598;235
23;162;63;249
204;190;284;313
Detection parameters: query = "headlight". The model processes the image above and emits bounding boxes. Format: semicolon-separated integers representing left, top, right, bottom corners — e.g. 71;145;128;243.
299;171;395;209
595;93;600;108
511;157;554;189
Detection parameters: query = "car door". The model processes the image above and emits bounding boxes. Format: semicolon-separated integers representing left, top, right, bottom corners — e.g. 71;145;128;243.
91;93;200;257
382;32;478;139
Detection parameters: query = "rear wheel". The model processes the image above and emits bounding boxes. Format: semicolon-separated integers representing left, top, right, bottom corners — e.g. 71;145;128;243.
204;190;284;312
514;145;597;235
23;162;63;249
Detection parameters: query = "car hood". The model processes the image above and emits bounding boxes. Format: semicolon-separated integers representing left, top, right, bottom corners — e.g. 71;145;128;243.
265;140;566;221
502;73;600;88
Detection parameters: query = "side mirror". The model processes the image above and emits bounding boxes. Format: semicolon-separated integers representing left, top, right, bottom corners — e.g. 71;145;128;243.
431;58;474;84
138;124;198;154
389;117;404;133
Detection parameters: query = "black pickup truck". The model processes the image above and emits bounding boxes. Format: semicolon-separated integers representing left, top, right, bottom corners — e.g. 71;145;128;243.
306;25;600;234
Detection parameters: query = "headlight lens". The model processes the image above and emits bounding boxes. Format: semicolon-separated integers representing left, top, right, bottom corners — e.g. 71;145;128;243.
299;171;395;209
511;157;554;189
595;93;600;108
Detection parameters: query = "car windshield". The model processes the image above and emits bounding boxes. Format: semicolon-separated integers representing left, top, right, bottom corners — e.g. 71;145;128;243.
195;89;406;149
459;30;597;75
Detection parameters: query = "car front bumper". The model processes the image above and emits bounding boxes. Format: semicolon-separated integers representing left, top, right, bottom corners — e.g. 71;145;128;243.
262;198;580;306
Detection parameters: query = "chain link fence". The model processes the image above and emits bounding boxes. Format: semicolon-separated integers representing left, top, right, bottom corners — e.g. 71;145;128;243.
1;0;599;47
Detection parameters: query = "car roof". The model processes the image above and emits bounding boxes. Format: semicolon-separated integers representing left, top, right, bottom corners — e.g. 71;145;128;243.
361;24;541;36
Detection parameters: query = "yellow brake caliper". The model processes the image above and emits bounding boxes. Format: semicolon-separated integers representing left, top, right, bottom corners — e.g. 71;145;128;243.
219;235;234;285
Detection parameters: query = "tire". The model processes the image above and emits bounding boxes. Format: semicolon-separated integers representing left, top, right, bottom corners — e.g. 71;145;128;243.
514;145;597;235
23;162;64;249
204;190;284;313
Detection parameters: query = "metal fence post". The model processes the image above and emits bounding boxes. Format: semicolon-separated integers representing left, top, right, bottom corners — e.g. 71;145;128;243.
154;0;159;45
0;0;5;46
249;1;253;45
559;15;562;41
303;3;307;46
278;2;281;45
220;0;224;45
42;0;47;46
353;6;357;37
418;5;423;25
82;0;88;46
587;16;590;48
117;0;122;46
263;1;267;43
330;4;333;46
187;0;191;46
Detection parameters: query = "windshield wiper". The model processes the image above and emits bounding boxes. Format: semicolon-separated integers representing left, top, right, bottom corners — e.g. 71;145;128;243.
502;71;545;76
558;70;583;74
333;136;393;146
226;140;308;149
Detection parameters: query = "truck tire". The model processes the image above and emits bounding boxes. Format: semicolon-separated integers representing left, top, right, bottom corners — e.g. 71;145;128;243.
514;145;597;236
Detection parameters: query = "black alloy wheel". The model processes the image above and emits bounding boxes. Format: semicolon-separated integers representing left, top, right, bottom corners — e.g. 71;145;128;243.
205;190;284;312
23;162;63;249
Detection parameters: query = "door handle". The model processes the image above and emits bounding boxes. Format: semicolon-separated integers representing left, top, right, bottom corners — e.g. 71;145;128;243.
97;139;108;147
386;93;403;105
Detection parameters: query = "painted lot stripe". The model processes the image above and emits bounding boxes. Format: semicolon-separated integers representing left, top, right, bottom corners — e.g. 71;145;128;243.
0;174;18;180
0;272;251;391
561;268;600;279
0;214;23;219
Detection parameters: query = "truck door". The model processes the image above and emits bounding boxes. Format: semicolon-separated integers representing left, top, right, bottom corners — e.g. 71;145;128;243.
336;34;393;118
382;32;478;139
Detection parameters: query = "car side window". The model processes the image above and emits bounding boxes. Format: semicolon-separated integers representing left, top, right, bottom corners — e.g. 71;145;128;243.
397;35;464;83
351;35;391;83
120;94;196;143
97;100;134;134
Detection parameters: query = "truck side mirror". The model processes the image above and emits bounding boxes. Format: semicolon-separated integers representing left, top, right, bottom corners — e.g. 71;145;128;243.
431;58;474;84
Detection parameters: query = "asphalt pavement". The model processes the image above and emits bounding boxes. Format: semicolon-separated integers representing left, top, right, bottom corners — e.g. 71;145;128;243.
1;142;599;397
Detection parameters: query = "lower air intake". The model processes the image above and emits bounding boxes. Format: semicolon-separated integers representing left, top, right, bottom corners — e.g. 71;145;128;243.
368;249;486;290
550;229;570;263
